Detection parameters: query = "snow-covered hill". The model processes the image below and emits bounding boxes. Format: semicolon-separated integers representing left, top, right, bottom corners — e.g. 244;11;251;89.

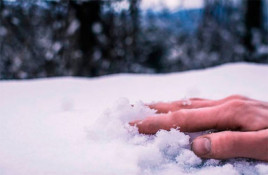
0;63;268;175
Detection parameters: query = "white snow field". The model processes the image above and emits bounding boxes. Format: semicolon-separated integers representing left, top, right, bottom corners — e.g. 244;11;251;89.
1;63;268;175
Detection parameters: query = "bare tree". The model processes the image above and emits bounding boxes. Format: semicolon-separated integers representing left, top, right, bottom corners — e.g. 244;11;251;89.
244;0;263;53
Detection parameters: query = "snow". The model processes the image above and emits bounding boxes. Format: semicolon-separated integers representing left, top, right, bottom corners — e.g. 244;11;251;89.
0;27;7;36
140;0;204;12
112;0;204;13
0;62;268;175
67;19;80;35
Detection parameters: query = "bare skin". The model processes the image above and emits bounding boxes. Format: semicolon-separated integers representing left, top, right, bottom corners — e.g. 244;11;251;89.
129;95;268;161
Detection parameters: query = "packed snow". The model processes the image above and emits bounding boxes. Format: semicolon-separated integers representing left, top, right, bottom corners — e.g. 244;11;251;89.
0;63;268;175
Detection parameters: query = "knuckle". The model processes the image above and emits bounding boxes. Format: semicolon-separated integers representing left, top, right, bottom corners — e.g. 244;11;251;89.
223;99;252;130
143;117;159;134
203;133;225;158
169;111;179;123
171;101;182;110
241;114;264;131
228;94;247;101
171;110;187;130
227;99;252;118
258;130;268;160
210;131;234;158
227;100;264;131
228;99;249;109
171;110;185;119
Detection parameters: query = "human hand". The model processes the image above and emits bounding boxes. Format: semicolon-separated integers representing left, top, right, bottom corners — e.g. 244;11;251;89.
129;95;268;161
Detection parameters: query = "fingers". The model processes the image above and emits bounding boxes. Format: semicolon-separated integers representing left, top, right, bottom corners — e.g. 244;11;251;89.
130;101;241;134
148;95;249;113
147;98;214;113
170;106;236;132
192;129;268;161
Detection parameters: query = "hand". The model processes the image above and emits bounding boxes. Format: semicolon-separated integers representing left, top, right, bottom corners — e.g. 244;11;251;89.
129;95;268;161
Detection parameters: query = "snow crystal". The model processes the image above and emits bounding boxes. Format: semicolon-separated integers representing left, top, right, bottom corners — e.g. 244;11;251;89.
182;97;192;106
92;22;102;34
67;19;80;35
0;27;7;36
52;42;62;53
11;17;20;25
45;51;54;60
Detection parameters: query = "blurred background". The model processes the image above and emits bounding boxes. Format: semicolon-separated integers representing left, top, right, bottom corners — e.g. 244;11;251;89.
0;0;267;79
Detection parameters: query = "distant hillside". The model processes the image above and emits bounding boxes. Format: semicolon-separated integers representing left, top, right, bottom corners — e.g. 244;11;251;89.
141;9;204;33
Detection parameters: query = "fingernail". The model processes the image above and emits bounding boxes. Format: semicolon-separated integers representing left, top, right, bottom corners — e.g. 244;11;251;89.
192;137;211;156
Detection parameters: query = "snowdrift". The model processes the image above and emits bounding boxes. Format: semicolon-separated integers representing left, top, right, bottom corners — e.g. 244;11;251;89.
0;63;268;175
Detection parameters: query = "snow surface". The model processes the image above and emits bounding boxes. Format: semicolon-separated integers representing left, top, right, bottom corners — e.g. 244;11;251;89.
140;0;204;12
0;63;268;175
113;0;204;13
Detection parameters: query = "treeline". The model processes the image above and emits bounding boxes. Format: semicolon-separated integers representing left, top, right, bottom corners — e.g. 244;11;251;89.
0;0;267;79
